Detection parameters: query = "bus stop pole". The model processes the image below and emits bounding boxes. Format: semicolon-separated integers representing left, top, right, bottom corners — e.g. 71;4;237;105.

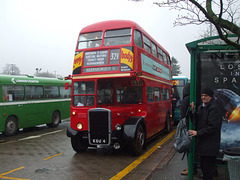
188;48;197;180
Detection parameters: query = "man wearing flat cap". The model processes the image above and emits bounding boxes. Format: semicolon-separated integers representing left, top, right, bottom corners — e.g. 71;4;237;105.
189;88;222;180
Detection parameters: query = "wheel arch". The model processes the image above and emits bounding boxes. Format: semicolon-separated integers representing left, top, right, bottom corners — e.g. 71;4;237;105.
123;116;146;141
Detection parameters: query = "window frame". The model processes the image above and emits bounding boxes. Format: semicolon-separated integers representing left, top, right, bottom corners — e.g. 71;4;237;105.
151;42;158;58
143;35;151;54
104;28;132;46
78;31;103;49
26;85;44;100
134;30;143;48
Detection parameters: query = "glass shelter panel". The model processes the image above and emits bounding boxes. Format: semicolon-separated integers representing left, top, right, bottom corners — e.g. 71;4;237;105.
197;51;240;150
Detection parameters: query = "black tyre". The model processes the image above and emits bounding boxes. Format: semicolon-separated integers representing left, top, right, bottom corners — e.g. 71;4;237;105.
166;114;171;133
5;116;18;136
130;125;145;156
71;134;88;153
47;111;61;127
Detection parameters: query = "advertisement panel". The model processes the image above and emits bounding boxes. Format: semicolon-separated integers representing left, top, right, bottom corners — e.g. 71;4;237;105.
197;51;240;150
141;53;171;80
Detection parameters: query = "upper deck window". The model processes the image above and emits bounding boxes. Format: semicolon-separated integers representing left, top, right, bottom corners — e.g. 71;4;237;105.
151;42;157;58
167;56;171;66
104;28;131;46
158;47;163;61
78;31;102;49
163;52;168;64
134;30;143;48
143;35;151;54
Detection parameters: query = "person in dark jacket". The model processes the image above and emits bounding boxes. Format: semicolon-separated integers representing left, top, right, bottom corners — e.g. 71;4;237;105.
180;83;190;175
180;83;190;127
171;87;180;124
188;88;222;180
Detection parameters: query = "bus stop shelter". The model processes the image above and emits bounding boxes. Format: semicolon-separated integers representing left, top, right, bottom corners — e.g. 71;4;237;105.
186;35;240;180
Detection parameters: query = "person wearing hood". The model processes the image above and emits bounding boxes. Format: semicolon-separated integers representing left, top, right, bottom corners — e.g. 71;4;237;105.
180;83;190;128
179;83;190;175
188;88;222;180
171;87;180;124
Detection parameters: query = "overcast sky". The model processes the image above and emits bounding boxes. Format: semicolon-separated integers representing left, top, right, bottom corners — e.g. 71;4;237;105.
0;0;205;78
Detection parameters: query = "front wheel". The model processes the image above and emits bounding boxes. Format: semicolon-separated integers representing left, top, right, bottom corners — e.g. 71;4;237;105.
130;125;145;156
5;116;18;136
71;134;88;153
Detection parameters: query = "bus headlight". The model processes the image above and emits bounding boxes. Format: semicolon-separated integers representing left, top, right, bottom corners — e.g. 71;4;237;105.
115;124;121;131
77;123;83;130
72;111;76;116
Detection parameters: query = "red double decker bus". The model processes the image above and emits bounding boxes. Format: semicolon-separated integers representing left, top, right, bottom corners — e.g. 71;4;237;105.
67;20;172;156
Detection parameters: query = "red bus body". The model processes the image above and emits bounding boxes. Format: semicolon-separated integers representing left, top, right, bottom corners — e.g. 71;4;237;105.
67;20;172;155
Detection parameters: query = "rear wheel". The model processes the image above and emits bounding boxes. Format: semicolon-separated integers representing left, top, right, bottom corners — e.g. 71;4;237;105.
130;125;145;156
71;134;88;153
47;111;61;127
5;116;18;136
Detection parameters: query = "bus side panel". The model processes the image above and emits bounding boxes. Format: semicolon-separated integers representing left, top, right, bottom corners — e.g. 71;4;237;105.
156;101;166;131
60;100;71;119
8;103;45;129
145;102;169;139
2;100;70;130
159;101;169;129
145;103;159;138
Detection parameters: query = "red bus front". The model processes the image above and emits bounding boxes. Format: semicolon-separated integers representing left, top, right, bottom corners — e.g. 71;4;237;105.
67;20;172;156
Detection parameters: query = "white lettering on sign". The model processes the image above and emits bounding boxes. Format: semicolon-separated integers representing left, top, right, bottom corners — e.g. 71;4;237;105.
11;78;39;84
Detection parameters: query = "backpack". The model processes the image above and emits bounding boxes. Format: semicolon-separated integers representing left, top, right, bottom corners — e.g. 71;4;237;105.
174;117;192;153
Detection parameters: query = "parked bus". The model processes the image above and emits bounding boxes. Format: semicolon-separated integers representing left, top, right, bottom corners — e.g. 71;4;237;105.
67;20;172;156
0;75;71;136
172;76;189;124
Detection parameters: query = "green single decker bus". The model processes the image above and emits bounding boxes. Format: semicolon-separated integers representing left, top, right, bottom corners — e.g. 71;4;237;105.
0;75;71;136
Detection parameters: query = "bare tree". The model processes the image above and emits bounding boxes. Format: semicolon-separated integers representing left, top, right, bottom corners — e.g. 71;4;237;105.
37;71;56;78
131;0;240;49
3;64;21;75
